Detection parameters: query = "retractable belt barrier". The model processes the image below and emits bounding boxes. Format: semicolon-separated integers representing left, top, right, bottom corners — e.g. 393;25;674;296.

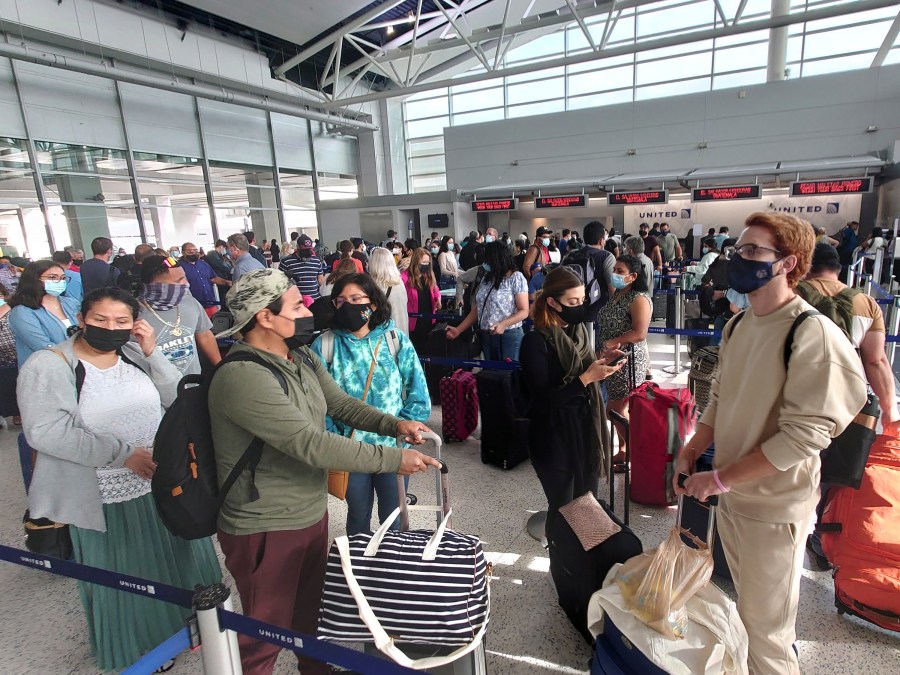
0;544;422;674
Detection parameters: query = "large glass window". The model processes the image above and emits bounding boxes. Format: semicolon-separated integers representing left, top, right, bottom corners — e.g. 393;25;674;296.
403;0;900;193
279;170;319;238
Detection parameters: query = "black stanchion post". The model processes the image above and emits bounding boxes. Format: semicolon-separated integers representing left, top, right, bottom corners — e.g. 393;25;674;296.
193;584;243;674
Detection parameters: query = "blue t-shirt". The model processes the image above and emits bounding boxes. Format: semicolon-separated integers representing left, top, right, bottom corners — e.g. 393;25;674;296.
180;259;218;306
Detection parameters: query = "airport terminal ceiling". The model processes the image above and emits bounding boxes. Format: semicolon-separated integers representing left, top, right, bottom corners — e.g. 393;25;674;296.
138;0;900;105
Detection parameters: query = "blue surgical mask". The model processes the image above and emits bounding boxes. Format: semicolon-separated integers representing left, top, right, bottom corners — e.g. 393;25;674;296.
485;235;495;243
482;262;492;272
0;298;6;307
431;247;439;255
702;247;710;254
44;279;67;297
541;237;551;247
611;273;629;290
727;253;780;294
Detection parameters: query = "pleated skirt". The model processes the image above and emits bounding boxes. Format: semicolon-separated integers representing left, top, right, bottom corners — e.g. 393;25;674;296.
70;493;221;671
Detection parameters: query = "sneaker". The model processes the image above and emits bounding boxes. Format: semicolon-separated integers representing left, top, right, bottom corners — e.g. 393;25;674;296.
806;534;832;571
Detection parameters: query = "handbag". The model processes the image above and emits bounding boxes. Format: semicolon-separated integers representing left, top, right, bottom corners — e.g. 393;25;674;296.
318;504;490;670
820;392;879;489
23;511;73;560
328;338;382;500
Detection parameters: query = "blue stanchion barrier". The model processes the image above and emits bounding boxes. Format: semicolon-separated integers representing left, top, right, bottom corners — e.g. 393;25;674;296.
0;544;194;608
419;355;519;371
0;543;427;674
886;335;900;343
219;610;419;675
120;628;192;675
407;312;462;321
876;298;894;306
647;326;721;338
654;288;678;295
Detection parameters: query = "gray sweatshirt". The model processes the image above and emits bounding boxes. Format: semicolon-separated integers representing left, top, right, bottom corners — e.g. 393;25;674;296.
18;335;181;531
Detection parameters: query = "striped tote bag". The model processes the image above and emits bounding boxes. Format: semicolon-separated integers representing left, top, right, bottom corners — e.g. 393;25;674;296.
318;505;490;669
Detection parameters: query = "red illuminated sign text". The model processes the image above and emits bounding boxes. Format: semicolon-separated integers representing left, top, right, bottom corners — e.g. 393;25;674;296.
534;195;588;208
790;177;872;196
471;198;517;212
692;185;761;202
608;191;669;205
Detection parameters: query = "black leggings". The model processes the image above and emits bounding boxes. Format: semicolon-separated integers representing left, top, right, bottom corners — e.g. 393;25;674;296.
531;457;599;540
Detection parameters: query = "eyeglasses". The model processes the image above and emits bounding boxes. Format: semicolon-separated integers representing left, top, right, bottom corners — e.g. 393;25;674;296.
332;294;369;309
40;275;66;282
726;243;782;260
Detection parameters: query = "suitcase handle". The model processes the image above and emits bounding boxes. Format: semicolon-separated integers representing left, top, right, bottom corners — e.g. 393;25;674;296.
677;473;718;549
397;430;449;531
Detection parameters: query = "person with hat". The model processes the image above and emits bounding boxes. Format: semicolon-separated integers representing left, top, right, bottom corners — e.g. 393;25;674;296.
523;226;554;279
279;233;327;300
227;233;265;283
209;268;439;675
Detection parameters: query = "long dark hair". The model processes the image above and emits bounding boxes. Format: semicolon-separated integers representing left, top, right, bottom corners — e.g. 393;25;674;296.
439;235;454;254
9;260;66;309
531;267;583;330
81;287;140;320
330;273;392;329
616;255;649;293
482;241;517;290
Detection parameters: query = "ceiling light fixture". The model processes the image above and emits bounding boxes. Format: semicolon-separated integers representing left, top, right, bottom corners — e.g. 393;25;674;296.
386;25;395;35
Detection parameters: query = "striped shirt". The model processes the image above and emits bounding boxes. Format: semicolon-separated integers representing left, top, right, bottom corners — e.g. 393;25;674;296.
279;253;326;299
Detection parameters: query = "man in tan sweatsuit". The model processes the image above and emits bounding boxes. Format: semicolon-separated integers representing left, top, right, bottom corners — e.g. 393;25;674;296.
674;212;867;675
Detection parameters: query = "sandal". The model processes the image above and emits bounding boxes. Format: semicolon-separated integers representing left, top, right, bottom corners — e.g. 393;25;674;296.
154;658;175;673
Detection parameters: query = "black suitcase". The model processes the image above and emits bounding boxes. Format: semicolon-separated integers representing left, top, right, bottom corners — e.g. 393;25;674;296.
665;292;677;329
651;294;667;322
474;370;529;470
424;323;479;404
549;497;643;645
685;317;714;356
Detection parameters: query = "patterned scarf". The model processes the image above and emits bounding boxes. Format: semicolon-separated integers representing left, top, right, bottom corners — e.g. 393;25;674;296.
142;282;188;311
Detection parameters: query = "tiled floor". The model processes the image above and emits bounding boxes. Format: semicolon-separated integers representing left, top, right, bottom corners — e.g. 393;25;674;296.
0;332;898;673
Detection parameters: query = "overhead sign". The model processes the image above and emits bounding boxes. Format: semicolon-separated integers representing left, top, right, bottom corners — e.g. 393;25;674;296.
471;198;517;212
608;190;669;205
790;177;872;196
534;194;588;209
691;185;761;202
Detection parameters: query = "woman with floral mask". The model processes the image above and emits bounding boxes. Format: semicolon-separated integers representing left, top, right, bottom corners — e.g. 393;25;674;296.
596;255;652;467
137;255;221;374
311;274;430;536
7;259;80;367
17;287;221;672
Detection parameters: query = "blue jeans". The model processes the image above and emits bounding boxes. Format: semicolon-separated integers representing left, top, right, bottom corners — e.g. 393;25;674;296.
345;472;410;536
481;327;524;361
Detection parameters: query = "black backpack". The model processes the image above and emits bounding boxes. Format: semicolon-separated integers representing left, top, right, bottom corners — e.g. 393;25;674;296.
563;247;608;307
151;351;288;540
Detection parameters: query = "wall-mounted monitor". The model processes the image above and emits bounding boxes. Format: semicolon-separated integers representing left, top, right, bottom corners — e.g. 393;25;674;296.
427;213;449;228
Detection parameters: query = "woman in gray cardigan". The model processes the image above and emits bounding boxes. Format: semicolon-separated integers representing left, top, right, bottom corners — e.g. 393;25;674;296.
17;287;221;672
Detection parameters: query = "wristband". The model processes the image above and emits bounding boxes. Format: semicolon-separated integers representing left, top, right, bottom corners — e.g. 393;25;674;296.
712;469;730;493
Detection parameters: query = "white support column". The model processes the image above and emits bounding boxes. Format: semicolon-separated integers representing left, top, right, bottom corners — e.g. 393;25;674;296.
767;0;790;82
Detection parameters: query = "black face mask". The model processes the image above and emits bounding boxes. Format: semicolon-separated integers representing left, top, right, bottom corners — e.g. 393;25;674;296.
72;258;84;266
184;254;200;262
419;264;431;275
552;301;587;325
332;302;371;332
82;324;132;353
284;316;316;350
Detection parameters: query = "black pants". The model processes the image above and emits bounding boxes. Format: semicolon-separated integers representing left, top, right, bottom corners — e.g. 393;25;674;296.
531;456;599;540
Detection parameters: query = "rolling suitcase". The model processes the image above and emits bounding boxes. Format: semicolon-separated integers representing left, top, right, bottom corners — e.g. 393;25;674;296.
474;369;529;470
688;346;718;414
685;317;714;356
320;433;490;674
628;364;697;506
651;294;667;322
424;323;478;404
549;492;642;645
441;370;479;442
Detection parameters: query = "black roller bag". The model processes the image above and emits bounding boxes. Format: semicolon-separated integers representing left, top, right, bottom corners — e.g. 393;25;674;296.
549;495;642;645
424;323;478;404
678;448;731;581
474;369;529;470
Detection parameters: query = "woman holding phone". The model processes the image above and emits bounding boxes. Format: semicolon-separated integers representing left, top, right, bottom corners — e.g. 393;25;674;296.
519;267;624;536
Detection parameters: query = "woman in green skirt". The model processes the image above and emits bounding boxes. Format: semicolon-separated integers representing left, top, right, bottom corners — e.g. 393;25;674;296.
18;287;221;672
